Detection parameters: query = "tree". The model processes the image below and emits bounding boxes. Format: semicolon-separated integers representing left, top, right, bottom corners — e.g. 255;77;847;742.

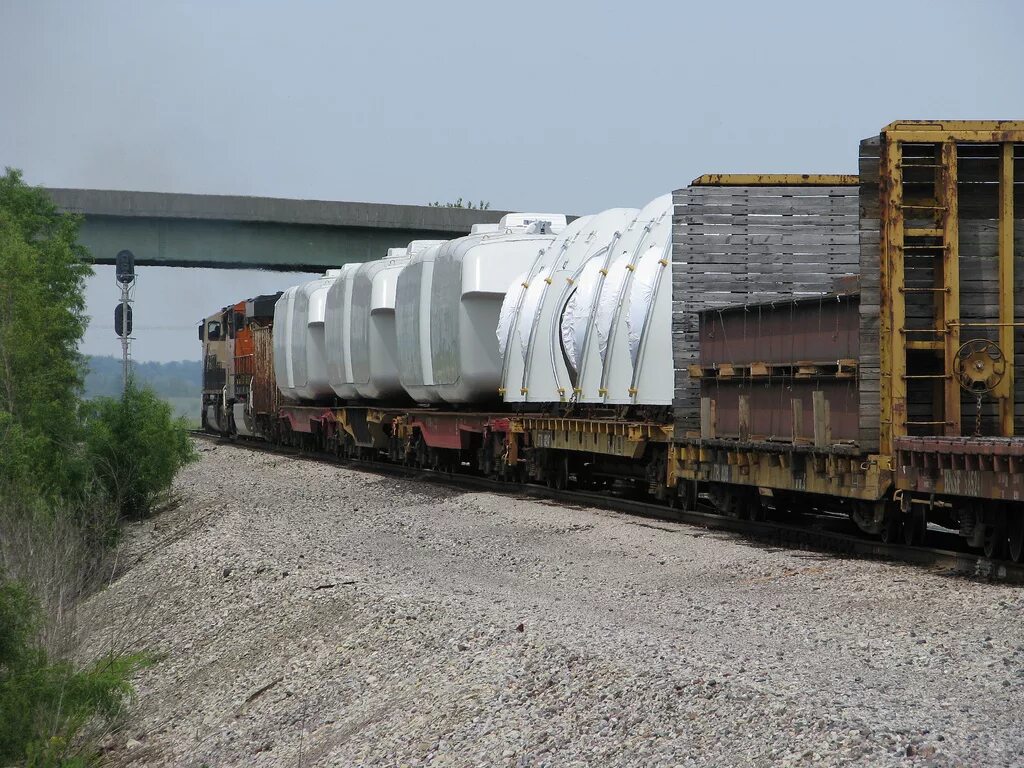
428;197;491;210
0;167;196;521
0;169;92;501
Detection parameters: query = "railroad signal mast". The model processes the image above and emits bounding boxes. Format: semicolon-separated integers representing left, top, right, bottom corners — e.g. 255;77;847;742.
114;249;135;393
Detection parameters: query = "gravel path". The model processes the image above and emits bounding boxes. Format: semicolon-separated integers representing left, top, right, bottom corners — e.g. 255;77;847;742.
80;441;1024;767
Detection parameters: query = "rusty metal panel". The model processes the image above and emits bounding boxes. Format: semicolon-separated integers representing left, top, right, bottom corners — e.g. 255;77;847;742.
701;380;859;444
895;435;1024;502
251;325;281;416
694;294;861;445
698;294;859;366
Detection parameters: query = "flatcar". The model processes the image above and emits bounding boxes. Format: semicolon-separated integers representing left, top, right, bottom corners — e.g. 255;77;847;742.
201;120;1024;562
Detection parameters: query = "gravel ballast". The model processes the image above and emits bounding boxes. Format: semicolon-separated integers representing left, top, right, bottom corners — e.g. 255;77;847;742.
79;441;1024;767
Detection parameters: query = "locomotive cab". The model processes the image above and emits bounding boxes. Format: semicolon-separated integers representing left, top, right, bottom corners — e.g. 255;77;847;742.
200;310;230;433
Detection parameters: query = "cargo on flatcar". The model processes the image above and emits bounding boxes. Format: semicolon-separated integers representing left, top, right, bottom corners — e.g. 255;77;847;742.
199;119;1024;563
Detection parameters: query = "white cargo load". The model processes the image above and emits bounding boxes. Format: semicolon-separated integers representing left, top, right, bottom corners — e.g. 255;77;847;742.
470;223;501;235
273;271;340;402
395;241;447;404
273;286;298;400
498;213;567;234
498;209;639;403
324;263;362;400
563;194;673;405
428;228;557;404
349;250;411;400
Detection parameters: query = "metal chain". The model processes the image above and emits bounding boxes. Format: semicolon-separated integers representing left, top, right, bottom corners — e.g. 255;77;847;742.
975;394;983;437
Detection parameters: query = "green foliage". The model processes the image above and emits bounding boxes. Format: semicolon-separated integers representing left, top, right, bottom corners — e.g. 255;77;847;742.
84;382;197;519
0;169;92;502
0;572;149;768
0;171;188;766
0;169;197;523
0;571;38;671
428;197;491;210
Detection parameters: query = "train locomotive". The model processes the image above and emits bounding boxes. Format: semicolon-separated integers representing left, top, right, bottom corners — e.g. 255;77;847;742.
200;120;1024;562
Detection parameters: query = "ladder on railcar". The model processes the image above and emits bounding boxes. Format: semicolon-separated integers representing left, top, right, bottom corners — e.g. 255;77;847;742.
879;122;1022;453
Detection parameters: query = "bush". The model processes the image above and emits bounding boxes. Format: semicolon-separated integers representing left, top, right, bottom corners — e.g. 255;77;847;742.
84;382;197;520
0;571;149;767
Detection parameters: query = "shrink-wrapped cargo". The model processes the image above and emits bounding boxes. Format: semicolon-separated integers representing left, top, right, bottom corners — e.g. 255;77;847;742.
350;250;411;400
499;209;638;403
428;217;562;403
395;242;446;404
626;247;664;365
324;263;362;400
273;287;296;400
273;271;340;402
559;258;602;372
497;215;594;401
496;270;528;360
565;194;672;404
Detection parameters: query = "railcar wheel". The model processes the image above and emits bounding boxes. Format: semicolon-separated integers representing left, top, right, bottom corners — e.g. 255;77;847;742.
707;485;741;518
677;480;698;512
744;490;766;522
901;508;927;547
880;512;902;545
1009;514;1024;563
546;454;569;490
983;517;1008;560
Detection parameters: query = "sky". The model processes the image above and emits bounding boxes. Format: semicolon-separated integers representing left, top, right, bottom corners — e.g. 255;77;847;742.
1;0;1022;361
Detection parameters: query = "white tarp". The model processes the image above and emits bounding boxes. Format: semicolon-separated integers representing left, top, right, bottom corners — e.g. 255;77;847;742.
626;246;664;365
594;253;631;359
496;271;528;359
512;267;551;362
559;257;604;373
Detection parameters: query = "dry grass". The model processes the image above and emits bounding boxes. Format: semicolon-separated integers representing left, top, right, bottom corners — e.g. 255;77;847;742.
0;490;159;765
0;494;119;656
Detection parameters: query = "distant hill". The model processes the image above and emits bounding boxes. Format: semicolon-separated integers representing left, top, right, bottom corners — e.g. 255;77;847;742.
84;356;202;424
84;356;201;399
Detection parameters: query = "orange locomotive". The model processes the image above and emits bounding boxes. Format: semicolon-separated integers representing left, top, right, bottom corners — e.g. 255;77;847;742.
199;294;279;435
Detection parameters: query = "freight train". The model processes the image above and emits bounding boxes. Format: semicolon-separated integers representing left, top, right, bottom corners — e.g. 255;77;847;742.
200;120;1024;563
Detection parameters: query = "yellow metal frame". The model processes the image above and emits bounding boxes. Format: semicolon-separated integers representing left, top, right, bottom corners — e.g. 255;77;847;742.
879;121;1024;453
998;142;1016;435
333;407;357;442
940;141;962;436
882;120;1024;143
669;444;892;502
690;173;858;187
514;417;672;441
514;417;672;460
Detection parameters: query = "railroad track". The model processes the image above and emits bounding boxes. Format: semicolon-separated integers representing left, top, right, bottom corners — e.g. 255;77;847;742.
189;430;1024;584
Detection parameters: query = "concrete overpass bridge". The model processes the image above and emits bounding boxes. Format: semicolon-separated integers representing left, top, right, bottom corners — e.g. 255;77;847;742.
46;188;510;272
